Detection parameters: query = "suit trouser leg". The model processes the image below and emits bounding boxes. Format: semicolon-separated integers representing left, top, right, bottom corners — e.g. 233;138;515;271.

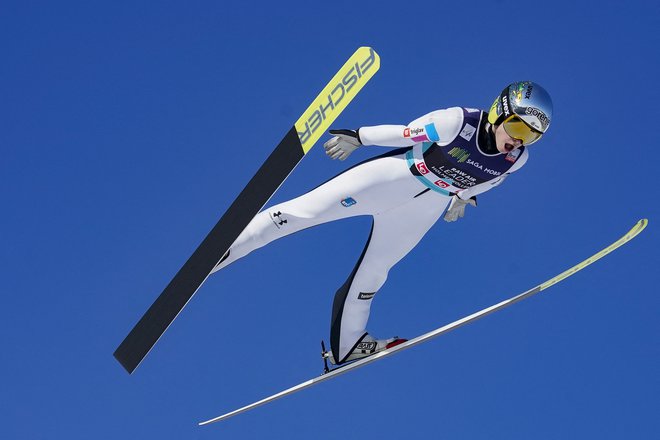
330;191;450;363
211;153;416;274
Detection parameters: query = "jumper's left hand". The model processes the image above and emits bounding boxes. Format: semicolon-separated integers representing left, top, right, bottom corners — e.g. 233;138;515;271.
444;195;477;222
323;129;361;160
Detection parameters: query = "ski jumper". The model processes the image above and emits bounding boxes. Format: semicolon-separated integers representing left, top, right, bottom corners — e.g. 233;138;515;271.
211;107;528;364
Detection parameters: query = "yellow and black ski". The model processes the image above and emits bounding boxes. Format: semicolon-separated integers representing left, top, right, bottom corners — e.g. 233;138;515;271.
114;47;381;374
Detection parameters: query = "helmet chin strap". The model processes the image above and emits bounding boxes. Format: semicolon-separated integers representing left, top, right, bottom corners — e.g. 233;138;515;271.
479;121;499;155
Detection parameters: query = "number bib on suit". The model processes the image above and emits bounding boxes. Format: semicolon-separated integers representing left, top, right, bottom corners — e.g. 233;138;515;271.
406;108;525;195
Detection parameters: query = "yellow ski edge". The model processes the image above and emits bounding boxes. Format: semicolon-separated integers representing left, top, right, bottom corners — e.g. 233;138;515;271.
294;47;380;154
540;218;648;291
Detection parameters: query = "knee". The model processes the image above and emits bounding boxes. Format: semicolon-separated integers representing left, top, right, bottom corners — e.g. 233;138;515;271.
355;265;389;292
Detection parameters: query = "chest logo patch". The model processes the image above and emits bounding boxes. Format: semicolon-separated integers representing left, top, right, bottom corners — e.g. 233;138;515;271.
459;123;476;141
416;162;430;175
505;149;521;163
448;147;470;163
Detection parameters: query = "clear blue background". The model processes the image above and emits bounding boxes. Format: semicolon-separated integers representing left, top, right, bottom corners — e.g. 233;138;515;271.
2;1;658;438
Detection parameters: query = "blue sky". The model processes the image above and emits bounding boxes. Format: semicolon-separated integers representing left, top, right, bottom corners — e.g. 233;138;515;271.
2;1;659;438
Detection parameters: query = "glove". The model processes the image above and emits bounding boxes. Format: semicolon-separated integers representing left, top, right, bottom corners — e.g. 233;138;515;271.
443;195;477;222
323;129;361;161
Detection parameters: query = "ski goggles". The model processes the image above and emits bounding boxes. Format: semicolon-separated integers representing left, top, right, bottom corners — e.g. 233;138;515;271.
501;114;544;145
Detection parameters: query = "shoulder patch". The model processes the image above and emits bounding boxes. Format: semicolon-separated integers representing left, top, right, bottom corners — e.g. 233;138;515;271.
424;123;440;142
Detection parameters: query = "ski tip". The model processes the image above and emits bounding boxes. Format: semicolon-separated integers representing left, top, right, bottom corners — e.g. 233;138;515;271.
357;46;380;59
295;46;381;155
630;218;648;237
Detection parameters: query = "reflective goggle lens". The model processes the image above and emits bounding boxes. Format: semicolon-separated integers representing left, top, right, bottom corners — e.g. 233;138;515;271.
502;115;543;145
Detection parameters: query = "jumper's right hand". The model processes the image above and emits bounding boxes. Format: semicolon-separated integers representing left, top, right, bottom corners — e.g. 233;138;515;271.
323;129;361;161
443;195;477;222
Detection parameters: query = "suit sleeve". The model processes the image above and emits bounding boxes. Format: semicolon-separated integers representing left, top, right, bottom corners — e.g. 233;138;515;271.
357;107;464;148
358;125;415;147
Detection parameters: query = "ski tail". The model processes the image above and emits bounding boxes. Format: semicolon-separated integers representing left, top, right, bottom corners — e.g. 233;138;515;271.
113;47;381;374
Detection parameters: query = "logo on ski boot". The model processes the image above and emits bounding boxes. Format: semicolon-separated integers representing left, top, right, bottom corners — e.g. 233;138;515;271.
358;292;376;300
355;341;377;353
341;197;357;207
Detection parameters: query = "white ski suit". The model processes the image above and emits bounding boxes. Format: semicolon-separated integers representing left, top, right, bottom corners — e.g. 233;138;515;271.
211;106;528;364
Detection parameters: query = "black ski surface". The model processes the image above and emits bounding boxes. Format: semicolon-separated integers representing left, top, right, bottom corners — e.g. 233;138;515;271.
114;128;303;373
114;47;381;373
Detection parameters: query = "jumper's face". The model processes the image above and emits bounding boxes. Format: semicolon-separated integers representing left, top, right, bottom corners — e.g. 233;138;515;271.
493;122;524;154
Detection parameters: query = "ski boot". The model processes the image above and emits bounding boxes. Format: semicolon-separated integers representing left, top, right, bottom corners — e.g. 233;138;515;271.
321;334;407;370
